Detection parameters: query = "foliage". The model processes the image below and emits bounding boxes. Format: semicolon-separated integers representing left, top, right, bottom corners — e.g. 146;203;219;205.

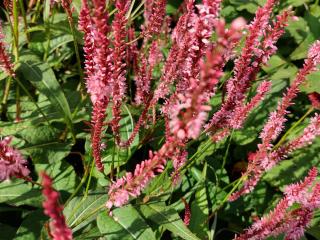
0;0;320;239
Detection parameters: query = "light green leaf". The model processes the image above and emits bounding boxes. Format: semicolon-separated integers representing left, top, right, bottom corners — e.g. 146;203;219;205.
17;53;75;138
137;203;200;240
0;179;42;207
19;125;72;163
97;205;156;240
64;192;106;232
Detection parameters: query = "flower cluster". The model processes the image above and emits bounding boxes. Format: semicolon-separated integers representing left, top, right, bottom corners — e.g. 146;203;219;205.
234;167;320;240
167;18;245;141
41;172;72;240
79;0;113;171
0;137;29;181
106;137;184;209
229;40;320;201
206;5;293;138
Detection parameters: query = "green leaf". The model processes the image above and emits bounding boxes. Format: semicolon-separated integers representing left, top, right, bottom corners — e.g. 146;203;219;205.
262;55;287;74
233;127;258;145
286;17;308;44
137;203;200;240
64;192;106;232
19;125;72;163
290;35;315;60
17;53;75;139
97;205;156;240
0;179;42;207
35;161;76;193
189;186;209;239
300;70;320;94
14;209;47;240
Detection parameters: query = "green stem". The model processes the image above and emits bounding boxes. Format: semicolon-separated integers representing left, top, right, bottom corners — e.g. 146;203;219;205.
205;175;247;224
15;77;50;125
1;77;12;116
31;0;42;23
64;166;89;207
12;0;20;60
15;84;21;122
18;0;30;43
170;138;214;182
273;107;314;150
84;159;95;198
66;13;85;96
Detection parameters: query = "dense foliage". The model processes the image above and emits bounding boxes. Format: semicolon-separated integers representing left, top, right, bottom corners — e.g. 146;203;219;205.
0;0;320;239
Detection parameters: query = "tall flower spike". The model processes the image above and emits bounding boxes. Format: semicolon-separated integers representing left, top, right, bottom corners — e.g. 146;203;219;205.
205;4;291;134
0;22;15;77
135;41;162;105
79;0;112;171
41;172;73;240
234;167;320;240
230;41;320;201
0;136;29;181
111;0;131;145
143;0;167;37
167;18;245;141
231;81;272;129
259;40;320;151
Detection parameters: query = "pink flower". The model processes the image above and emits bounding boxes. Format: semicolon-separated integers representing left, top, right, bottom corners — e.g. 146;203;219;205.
79;0;113;171
107;138;183;208
167;18;244;141
230;40;320;200
206;7;292;135
143;0;167;37
79;0;112;104
231;81;272;129
234;167;320;240
0;137;29;181
41;172;72;240
91;98;109;171
111;0;131;145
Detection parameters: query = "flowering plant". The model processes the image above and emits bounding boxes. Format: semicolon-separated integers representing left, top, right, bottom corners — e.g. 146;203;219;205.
0;0;320;239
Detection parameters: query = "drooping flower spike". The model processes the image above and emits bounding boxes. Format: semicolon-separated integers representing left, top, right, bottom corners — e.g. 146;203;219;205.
206;6;293;136
230;41;320;201
41;172;73;240
234;167;320;240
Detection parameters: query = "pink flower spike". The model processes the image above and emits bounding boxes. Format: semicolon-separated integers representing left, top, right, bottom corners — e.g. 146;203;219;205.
234;167;320;240
231;81;272;129
206;6;291;134
111;0;131;145
41;172;72;240
0;136;30;181
107;138;183;208
143;0;167;37
230;40;320;201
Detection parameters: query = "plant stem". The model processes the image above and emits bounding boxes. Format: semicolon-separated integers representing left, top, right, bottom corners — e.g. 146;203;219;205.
18;0;30;43
1;77;12;117
66;12;85;96
15;84;21;122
